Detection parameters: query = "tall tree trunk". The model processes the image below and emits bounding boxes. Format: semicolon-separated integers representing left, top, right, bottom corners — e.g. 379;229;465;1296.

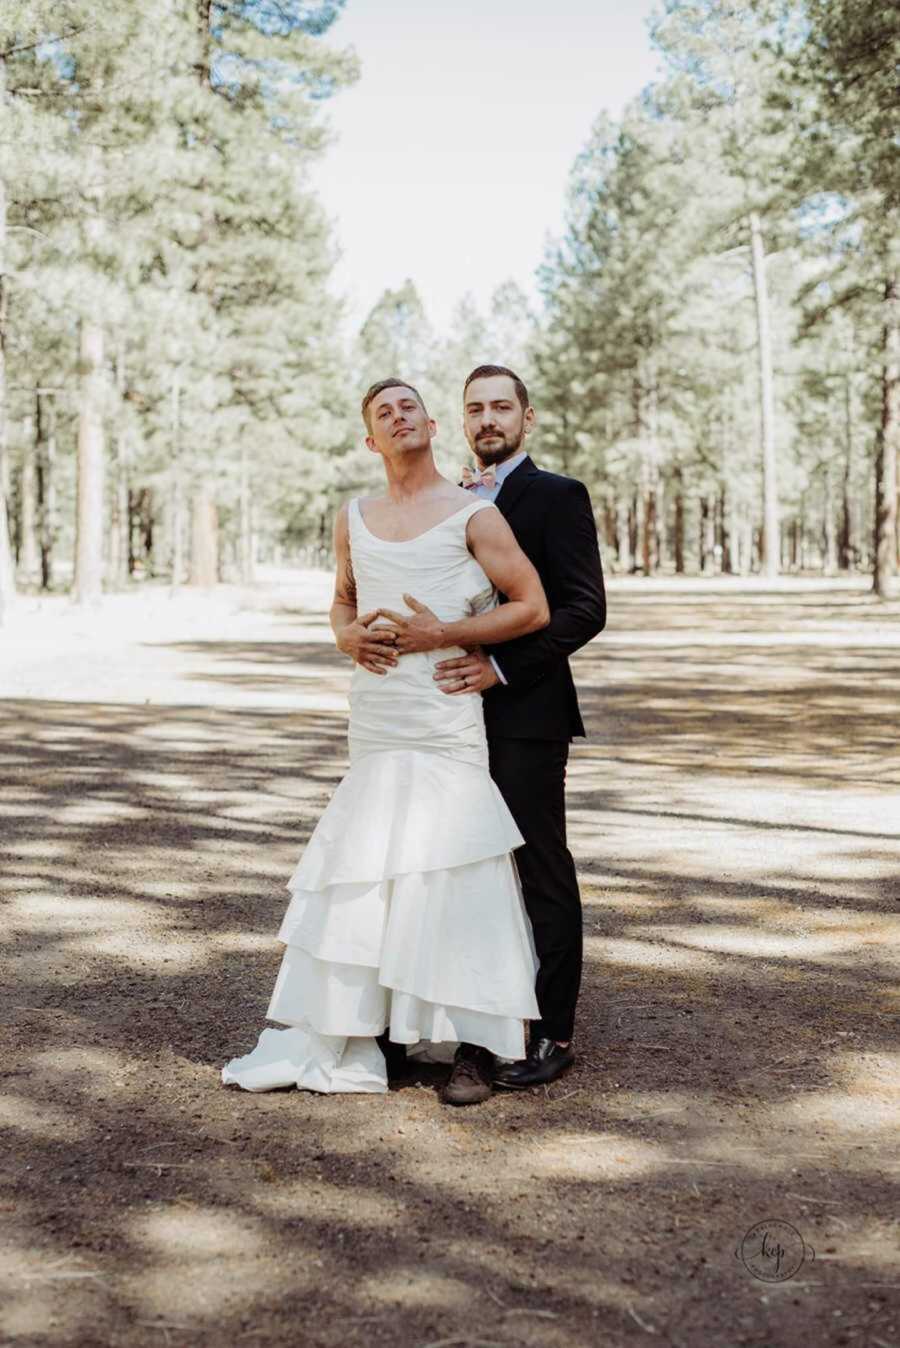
799;495;811;571
789;518;800;571
635;471;648;577
628;495;638;572
616;498;631;573
108;342;129;588
139;488;154;569
0;126;15;625
169;369;184;586
171;473;184;585
18;411;41;585
823;466;838;575
36;392;56;590
720;485;734;574
110;451;129;587
673;467;685;575
839;373;854;570
656;476;668;571
701;495;716;574
128;488;138;575
19;404;42;585
603;497;617;555
749;210;779;577
189;488;218;586
729;500;747;575
873;274;899;597
74;321;106;604
239;442;253;584
642;486;656;575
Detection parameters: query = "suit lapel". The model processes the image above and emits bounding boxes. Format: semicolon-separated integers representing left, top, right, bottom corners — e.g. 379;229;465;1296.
493;454;539;521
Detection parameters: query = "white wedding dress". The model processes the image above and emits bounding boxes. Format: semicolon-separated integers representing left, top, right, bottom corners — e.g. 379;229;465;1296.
221;497;540;1093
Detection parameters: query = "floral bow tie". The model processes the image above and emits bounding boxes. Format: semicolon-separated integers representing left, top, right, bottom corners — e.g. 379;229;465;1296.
462;466;496;490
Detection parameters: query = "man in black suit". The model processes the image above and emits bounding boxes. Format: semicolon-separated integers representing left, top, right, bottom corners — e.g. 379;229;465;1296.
433;364;606;1096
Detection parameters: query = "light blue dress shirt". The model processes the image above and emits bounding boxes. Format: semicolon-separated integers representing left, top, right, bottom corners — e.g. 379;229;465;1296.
467;450;529;685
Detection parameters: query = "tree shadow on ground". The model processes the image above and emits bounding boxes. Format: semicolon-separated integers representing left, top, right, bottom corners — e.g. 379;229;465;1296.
2;581;899;1347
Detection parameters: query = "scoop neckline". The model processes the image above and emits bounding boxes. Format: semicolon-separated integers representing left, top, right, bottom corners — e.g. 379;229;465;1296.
353;497;487;545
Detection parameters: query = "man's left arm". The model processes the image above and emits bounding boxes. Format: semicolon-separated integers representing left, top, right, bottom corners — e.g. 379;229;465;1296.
485;479;606;690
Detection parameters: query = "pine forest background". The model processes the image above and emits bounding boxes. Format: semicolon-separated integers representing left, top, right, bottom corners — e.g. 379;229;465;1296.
1;0;898;623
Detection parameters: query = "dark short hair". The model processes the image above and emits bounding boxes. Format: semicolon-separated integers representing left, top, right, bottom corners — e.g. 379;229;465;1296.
361;378;427;432
464;364;529;413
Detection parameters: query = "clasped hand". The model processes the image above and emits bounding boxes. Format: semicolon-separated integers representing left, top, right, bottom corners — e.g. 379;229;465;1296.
375;594;445;654
336;595;443;675
378;595;500;694
336;611;399;674
341;596;499;692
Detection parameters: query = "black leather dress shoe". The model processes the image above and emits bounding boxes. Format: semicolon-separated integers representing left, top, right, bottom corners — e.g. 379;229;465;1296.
492;1037;574;1089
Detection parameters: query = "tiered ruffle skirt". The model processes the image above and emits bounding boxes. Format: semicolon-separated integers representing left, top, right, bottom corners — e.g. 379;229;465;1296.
221;746;540;1093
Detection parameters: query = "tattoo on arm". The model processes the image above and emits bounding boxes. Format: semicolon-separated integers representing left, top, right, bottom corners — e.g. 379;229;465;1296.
345;550;357;603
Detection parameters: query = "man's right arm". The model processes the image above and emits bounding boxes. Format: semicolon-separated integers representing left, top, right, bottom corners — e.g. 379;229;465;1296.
331;503;399;675
434;478;605;696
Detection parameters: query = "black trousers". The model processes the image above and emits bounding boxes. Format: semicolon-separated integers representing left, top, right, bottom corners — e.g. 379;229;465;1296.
487;736;583;1044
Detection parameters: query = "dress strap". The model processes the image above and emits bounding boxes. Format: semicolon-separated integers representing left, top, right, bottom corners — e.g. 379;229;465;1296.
460;498;497;522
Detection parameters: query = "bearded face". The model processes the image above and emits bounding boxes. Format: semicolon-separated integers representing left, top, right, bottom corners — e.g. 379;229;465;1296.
464;375;530;466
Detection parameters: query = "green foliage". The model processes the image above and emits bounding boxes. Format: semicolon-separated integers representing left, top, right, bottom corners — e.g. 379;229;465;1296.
2;0;896;593
1;0;357;587
534;0;892;576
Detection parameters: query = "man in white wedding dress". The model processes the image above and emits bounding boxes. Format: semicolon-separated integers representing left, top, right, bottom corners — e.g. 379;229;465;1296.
221;378;549;1104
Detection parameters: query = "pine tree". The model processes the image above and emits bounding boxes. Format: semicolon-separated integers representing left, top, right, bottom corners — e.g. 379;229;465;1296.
1;0;356;604
769;0;900;595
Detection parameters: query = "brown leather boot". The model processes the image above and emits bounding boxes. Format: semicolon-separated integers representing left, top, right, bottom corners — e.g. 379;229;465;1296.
440;1043;494;1106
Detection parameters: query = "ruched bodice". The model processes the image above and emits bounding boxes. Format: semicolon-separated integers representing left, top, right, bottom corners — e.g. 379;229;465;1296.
348;496;498;765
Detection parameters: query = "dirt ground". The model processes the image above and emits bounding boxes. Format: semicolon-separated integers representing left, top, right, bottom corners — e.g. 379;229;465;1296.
1;572;898;1348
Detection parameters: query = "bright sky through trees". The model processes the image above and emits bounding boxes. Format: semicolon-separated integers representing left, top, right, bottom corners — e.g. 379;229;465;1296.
314;0;661;329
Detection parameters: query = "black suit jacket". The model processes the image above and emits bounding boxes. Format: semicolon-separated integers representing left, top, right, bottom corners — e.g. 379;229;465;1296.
482;455;606;741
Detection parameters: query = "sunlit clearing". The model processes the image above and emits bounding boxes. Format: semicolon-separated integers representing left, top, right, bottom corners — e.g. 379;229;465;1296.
210;931;279;953
0;1259;101;1341
131;1207;266;1260
589;936;723;972
514;1131;665;1181
583;890;673;911
57;799;147;824
0;1093;91;1141
26;1046;134;1083
781;1093;900;1139
124;1206;287;1318
692;897;896;931
67;933;200;969
356;1268;478;1310
642;922;891;961
11;892;160;929
252;1179;406;1228
601;1091;693;1120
